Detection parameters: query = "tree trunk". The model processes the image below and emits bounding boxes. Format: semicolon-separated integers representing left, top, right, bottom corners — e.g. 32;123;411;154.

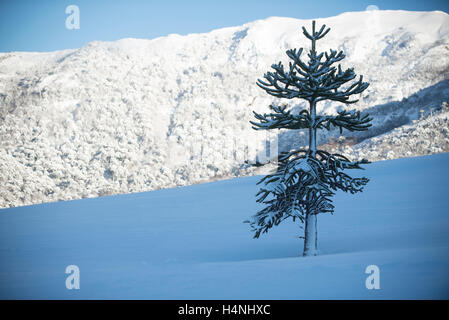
303;212;318;256
303;99;318;256
309;100;317;157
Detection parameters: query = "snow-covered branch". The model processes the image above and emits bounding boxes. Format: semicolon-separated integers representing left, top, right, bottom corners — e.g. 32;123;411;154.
250;105;310;130
316;109;372;133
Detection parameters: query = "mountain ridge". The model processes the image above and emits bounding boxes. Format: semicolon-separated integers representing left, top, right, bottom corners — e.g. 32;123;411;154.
1;10;448;208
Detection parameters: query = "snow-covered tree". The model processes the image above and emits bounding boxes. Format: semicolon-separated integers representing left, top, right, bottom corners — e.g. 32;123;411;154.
246;20;372;256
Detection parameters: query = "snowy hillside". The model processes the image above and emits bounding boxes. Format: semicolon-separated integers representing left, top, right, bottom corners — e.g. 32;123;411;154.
323;102;449;161
1;10;449;208
1;153;448;299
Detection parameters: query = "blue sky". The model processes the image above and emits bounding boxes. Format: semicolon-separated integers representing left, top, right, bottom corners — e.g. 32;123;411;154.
0;0;448;52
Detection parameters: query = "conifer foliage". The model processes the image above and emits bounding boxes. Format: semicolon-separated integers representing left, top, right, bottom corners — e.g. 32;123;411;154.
246;20;372;256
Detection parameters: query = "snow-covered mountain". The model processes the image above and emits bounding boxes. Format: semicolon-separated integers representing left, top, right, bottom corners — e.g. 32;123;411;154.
1;10;449;208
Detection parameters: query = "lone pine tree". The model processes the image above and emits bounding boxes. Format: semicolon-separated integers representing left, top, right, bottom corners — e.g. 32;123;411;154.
246;20;372;256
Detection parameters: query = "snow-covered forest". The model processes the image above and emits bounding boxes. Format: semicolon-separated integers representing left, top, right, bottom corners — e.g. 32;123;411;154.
1;10;448;208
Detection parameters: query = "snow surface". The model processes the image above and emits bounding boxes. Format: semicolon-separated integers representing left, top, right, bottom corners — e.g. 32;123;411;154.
1;153;449;299
1;10;449;208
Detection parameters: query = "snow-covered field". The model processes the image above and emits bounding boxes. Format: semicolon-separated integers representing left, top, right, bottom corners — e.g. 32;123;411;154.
1;10;449;208
1;153;448;299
